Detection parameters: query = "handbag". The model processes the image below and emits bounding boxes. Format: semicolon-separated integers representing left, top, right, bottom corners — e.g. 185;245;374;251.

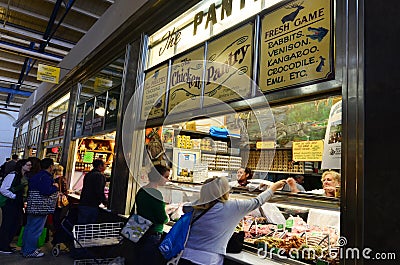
226;230;245;253
57;193;69;208
121;202;152;243
26;190;58;215
56;177;69;208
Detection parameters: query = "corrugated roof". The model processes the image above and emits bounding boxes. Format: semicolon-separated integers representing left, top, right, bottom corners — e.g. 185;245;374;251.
0;0;114;113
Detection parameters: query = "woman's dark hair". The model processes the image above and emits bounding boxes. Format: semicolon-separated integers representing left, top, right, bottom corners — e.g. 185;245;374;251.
28;157;41;175
244;167;253;180
148;165;169;182
14;159;29;177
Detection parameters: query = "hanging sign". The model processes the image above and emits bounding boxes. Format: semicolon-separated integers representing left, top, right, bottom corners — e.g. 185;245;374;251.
94;77;113;92
43;121;50;140
292;140;324;161
83;99;94;135
204;23;253;106
168;47;203;114
48;118;56;139
259;0;333;92
59;113;66;137
321;100;342;169
141;64;168;120
37;64;60;84
105;87;120;130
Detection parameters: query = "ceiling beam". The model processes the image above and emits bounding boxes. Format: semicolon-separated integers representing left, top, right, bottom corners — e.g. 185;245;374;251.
44;0;100;19
0;41;63;63
0;54;38;69
0;2;87;34
0;23;75;49
0;77;39;88
0;108;19;112
0;87;32;96
0;34;69;56
0;66;37;78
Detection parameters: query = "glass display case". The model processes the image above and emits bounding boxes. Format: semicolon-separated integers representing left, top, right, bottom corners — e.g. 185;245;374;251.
160;182;340;265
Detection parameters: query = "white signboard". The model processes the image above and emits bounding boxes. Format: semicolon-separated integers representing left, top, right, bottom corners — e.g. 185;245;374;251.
321;100;342;169
147;0;282;68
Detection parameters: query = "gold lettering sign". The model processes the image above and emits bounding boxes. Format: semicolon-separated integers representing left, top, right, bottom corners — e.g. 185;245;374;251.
204;23;253;106
259;0;333;92
168;48;203;114
141;65;168;120
292;140;324;161
37;64;60;84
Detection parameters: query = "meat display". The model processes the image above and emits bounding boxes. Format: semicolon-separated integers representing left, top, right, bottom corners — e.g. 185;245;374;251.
237;215;340;265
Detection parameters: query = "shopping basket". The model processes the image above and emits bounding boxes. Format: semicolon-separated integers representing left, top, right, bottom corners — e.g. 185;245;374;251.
70;222;125;264
74;256;125;265
72;222;124;248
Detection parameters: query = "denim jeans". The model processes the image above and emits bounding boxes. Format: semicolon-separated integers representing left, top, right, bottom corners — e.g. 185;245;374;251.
22;214;47;255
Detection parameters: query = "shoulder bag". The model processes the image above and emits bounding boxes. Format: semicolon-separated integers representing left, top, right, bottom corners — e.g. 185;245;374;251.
120;201;153;243
26;175;58;215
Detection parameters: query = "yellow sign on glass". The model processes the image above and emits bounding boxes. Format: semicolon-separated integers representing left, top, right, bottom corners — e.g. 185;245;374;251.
37;64;60;84
260;0;333;92
292;140;324;161
256;141;275;149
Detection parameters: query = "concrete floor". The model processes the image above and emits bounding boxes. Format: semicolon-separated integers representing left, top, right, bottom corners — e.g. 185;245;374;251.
0;241;75;265
0;235;124;265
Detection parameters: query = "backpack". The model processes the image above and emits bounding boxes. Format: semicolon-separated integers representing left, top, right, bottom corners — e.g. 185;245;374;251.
159;204;216;264
159;211;193;262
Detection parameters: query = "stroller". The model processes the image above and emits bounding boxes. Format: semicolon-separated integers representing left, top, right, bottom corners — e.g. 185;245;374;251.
51;204;79;256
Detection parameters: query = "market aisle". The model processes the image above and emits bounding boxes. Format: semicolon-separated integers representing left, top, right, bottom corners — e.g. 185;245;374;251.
0;236;75;265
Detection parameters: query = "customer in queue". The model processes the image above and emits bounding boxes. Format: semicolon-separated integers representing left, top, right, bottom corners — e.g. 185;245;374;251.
179;176;286;265
0;159;31;254
22;158;58;258
77;159;107;224
133;164;170;265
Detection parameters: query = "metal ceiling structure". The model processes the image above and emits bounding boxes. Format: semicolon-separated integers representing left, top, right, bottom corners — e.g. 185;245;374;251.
0;0;114;113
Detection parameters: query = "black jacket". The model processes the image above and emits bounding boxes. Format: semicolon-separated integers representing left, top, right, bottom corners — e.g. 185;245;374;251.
79;169;107;207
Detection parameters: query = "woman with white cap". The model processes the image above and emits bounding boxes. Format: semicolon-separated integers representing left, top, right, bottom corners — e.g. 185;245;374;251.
179;176;286;265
